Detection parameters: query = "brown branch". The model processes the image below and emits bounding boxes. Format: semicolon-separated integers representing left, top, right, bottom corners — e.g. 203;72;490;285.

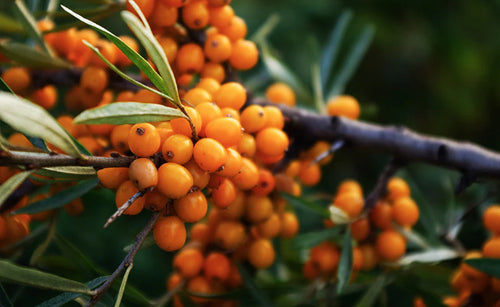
363;159;403;211
86;210;163;307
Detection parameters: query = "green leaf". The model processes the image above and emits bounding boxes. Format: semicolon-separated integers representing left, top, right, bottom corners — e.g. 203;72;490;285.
280;193;329;218
354;274;391;307
13;0;54;57
464;258;500;279
0;12;24;34
60;5;168;95
25;135;50;152
121;11;180;104
320;10;352;87
54;235;105;276
114;264;133;307
0;171;33;210
14;178;98;214
312;62;325;113
30;215;58;266
337;227;353;294
0;92;84;158
396;247;460;266
35;276;108;307
34;166;96;179
123;235;154;252
237;264;273;307
0;259;93;295
0;41;71;68
0;283;13;307
250;14;280;44
293;227;342;249
0;77;14;93
73;102;186;125
327;25;374;99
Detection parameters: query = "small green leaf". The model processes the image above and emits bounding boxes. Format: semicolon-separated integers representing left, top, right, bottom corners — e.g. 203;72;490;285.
30;215;58;266
464;258;500;279
320;10;352;87
312;63;324;113
327;25;375;99
0;171;33;210
337;227;353;294
354;274;391;307
250;14;280;44
396;247;460;266
0;259;93;294
61;5;168;95
14;178;98;214
14;0;54;57
280;193;329;218
0;92;84;158
35;276;108;307
0;12;24;34
0;283;13;307
54;235;105;276
237;264;273;307
35;166;96;179
25;135;50;152
114;264;133;307
123;235;154;252
74;102;186;125
293;227;342;249
0;41;71;68
0;77;14;93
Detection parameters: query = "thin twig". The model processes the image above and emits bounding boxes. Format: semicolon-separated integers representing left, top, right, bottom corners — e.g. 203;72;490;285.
85;210;163;307
0;151;135;168
148;279;186;307
363;159;403;211
103;190;147;228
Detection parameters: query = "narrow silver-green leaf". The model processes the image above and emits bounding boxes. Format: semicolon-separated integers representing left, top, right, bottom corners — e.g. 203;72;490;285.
312;63;325;114
0;77;14;93
250;14;280;44
61;5;168;94
280;193;329;218
327;25;375;99
396;247;460;266
30;215;58;266
237;264;273;307
337;227;353;294
354;274;391;307
463;258;500;279
114;263;133;307
74;102;186;125
126;0;151;33
14;178;98;214
0;259;93;295
35;166;96;179
320;10;352;87
14;0;54;56
0;41;71;68
35;276;108;307
293;227;342;249
121;11;180;105
0;171;33;209
83;40;173;101
0;92;83;158
0;12;24;34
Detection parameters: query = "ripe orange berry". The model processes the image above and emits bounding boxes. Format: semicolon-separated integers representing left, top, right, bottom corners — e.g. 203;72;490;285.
174;190;208;223
186;276;211;303
196;78;221;94
184;159;210;190
204;34;232;63
376;230;406;261
173;247;204;278
111;124;132;154
211;178;236;209
484;205;500;234
189;222;210;246
326;95;360;120
370;200;393;229
266;83;296;106
213;220;246;250
204;252;231;282
303;259;320;281
176;43;205;74
160;0;188;8
483;237;500;258
352;247;364;271
219;16;247;42
154;215;186;252
162;134;193;164
127;0;155;17
237;133;256;158
208;5;234;29
31;85;57;109
280;211;299;238
195;102;222;137
221;106;240;119
207;0;232;7
247;239;275;269
298;161;321;186
245;194;273;223
151;2;178;27
183;88;212;106
182;1;209;30
310;241;340;274
256;213;281;239
216;148;242;177
387;177;411;201
333;191;364;219
359;244;378;271
128;123;161;157
1;67;31;93
205;117;242;147
128;158;158;191
229;40;258;70
392;197;419;227
157;163;193;199
193;138;227;172
144;189;169;211
240;105;267;133
231;157;259;190
170;106;202;138
133;89;162;104
115;180;145;215
350;217;371;242
252;169;276;196
256;127;289;157
200;62;225;83
80;66;108;93
218;190;245;220
213;82;246;110
157;36;178;64
263;106;285;129
337;180;363;196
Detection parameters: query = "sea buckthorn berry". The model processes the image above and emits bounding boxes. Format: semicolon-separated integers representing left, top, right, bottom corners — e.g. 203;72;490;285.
326;95;361;120
256;127;289;157
128;123;161;157
157;163;193;199
132;89;162;104
221;107;240;121
240;105;267;133
280;211;299;238
154;215;186;252
201;62;225;83
237;133;256;157
214;220;246;250
252;169;276;196
115;180;145;215
376;230;406;261
205;117;242;147
231;157;259;190
162;134;193;164
359;244;378;271
257;152;284;165
190;222;210;246
128;158;158;191
352;247;364;271
160;0;187;8
216;148;242;177
182;1;209;30
337;180;363;196
229;40;259;71
392;197;419;227
77;136;102;156
386;177;410;201
483;237;500;258
266;83;296;106
8;133;33;148
208;5;234;29
196;78;221;94
152;2;178;27
211;178;236;209
263;106;285;129
204;252;231;282
303;259;320;281
32;85;57;109
304;141;333;165
350;217;371;242
173;247;204;278
193;138;227;172
158;36;178;64
144;189;169;211
213;82;247;110
334;191;364;219
245;195;273;223
483;205;500;234
256;213;281;239
370;200;393;229
111;124;132;154
97;167;129;189
174;191;208;223
311;241;340;274
219;16;247;42
157;122;175;145
204;34;232;63
208;0;232;7
176;43;204;74
195;102;222;137
126;0;155;17
184;159;210;190
298;161;321;186
170;106;202;137
186;276;211;303
183;88;212;106
1;67;31;93
218;189;245;220
248;239;275;269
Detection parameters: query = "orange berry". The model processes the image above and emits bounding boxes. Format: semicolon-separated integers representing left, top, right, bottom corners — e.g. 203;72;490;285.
1;67;31;93
256;213;281;239
128;158;158;191
183;88;212;106
162;134;193;164
195;102;223;137
370;200;393;229
207;0;232;7
263;106;285;129
204;252;231;282
133;89;162;104
392;197;419;227
237;133;256;157
80;66;108;93
182;1;209;30
231;157;259;190
200;62;226;83
208;5;234;29
213;82;246;110
229;39;258;70
310;241;340;274
213;220;246;250
173;247;204;278
352;247;364;271
326;95;360;120
157;36;178;64
280;211;299;239
376;230;406;261
247;239;275;269
205;117;242;147
176;43;204;74
333;191;364;219
204;34;232;63
266;83;296;106
303;259;320;281
337;180;363;196
255;127;289;157
221;107;240;120
359;244;378;271
189;222;210;246
154;215;186;251
98;167;129;190
211;178;236;209
127;0;155;17
193;138;227;172
245;194;273;223
144;189;169;211
240;105;267;133
350;217;371;242
174;191;207;223
128;123;161;157
111;124;132;154
387;177;411;201
216;148;242;177
219;16;247;42
157;163;193;199
218;190;245;220
115;180;145;215
31;85;57;109
160;0;188;8
298;161;321;186
483;237;500;258
152;2;178;27
196;78;221;94
184;159;210;190
461;251;487;280
170;106;202;138
186;276;211;303
484;205;500;234
252;169;275;196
